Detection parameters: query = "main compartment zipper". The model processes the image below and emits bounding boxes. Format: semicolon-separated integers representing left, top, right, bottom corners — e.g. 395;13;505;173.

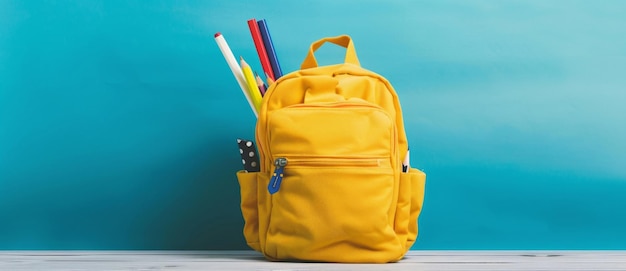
267;156;385;194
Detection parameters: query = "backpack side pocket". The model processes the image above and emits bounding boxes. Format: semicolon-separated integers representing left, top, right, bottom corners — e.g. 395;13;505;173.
236;170;261;251
406;168;426;249
394;171;413;251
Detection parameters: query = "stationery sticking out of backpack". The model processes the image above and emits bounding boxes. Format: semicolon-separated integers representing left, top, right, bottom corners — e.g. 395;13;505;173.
236;35;426;263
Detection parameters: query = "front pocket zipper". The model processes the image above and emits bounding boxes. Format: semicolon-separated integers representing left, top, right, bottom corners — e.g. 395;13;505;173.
268;157;288;194
268;156;388;194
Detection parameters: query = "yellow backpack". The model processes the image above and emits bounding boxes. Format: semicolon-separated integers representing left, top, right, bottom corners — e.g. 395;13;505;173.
236;35;426;263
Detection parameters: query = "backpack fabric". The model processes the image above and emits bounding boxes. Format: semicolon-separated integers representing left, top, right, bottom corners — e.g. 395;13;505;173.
235;35;426;263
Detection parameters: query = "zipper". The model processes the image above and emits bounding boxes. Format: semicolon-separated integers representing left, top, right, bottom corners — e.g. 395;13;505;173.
268;157;287;194
285;157;383;167
267;156;386;194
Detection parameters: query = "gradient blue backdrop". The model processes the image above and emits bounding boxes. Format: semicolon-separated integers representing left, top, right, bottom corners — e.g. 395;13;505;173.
1;0;625;250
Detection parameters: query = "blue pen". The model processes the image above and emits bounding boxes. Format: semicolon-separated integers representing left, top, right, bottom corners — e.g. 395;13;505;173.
257;19;283;79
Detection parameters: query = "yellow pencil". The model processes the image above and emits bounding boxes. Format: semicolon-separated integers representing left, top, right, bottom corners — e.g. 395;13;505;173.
240;57;263;113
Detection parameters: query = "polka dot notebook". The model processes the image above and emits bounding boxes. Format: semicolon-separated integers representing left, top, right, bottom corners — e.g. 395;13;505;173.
237;138;260;172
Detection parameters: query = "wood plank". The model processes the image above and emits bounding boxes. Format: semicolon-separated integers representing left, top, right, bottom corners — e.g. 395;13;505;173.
0;251;625;270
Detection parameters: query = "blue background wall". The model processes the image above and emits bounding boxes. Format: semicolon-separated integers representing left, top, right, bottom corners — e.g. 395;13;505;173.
1;0;625;250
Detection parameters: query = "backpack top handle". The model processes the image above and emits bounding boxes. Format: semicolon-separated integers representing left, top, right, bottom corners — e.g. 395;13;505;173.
301;35;361;69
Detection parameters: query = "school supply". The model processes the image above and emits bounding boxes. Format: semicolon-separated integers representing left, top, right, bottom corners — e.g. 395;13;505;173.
254;73;267;96
237;138;260;172
265;72;275;85
403;148;410;173
240;57;263;113
247;18;275;81
257;19;283;79
235;35;426;263
214;33;257;117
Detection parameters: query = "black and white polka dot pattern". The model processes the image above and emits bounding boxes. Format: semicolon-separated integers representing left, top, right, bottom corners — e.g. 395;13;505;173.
237;138;260;172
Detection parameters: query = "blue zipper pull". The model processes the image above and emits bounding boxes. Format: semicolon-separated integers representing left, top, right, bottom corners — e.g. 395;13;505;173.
268;157;287;194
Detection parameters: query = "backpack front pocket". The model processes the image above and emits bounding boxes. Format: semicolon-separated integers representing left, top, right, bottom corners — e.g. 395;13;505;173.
264;156;402;262
261;101;403;262
262;101;396;159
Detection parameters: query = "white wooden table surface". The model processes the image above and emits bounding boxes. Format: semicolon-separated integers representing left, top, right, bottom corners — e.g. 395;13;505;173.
1;250;625;270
